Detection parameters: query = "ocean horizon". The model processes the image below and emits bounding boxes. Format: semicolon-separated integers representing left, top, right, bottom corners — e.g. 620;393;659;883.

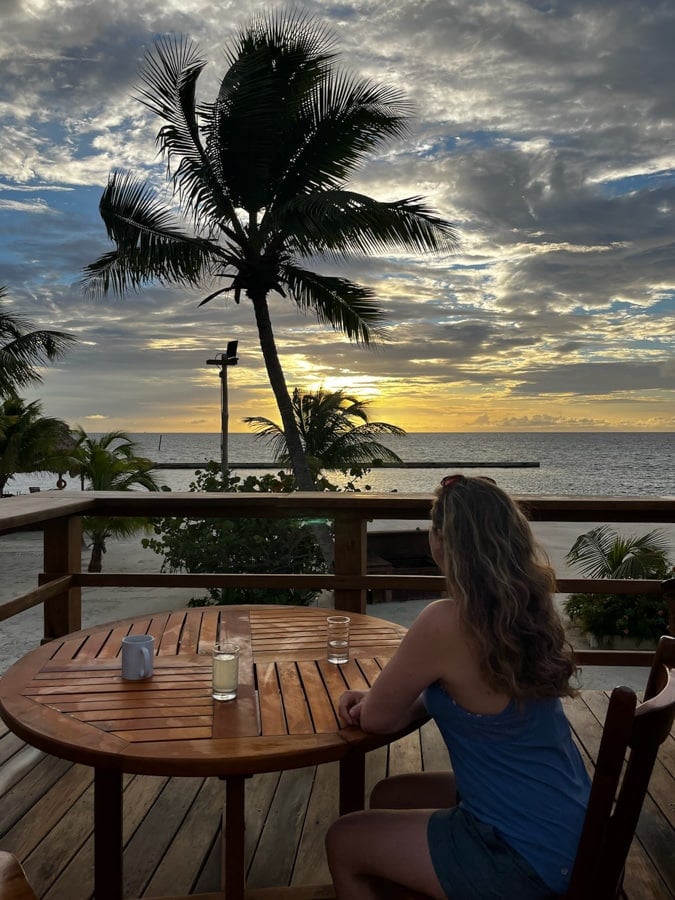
8;431;673;498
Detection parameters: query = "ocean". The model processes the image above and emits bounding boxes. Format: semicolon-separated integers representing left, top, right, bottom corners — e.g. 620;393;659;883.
9;432;673;497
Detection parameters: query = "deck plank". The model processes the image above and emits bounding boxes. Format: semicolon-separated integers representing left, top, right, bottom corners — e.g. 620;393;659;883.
247;768;315;889
292;763;338;888
123;776;205;898
0;693;672;899
145;778;226;898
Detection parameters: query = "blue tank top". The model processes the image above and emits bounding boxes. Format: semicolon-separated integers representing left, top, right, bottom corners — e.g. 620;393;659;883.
424;681;590;894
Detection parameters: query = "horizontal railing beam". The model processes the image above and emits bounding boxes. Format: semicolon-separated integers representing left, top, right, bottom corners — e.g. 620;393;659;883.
0;576;73;623
71;573;666;596
572;649;654;666
2;491;674;533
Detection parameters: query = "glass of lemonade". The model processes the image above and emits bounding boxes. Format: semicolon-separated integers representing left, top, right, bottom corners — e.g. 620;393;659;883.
212;641;240;701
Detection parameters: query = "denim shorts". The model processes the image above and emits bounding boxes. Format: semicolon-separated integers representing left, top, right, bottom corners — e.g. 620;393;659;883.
427;807;557;899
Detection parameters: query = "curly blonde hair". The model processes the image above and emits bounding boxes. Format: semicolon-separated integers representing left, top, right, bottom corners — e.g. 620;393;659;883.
430;475;577;699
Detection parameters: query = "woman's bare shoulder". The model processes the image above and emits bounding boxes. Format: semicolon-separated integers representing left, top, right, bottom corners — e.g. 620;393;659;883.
413;597;459;625
406;598;460;645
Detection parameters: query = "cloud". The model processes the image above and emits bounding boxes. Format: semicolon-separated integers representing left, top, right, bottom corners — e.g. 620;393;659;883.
0;0;672;433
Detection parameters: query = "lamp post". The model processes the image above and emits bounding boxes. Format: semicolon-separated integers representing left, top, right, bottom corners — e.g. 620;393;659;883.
206;340;239;487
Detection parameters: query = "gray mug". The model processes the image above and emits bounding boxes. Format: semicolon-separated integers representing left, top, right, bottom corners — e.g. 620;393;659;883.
121;634;154;680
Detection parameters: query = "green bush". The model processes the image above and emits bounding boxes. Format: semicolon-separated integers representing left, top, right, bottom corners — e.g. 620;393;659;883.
142;464;327;606
563;591;669;643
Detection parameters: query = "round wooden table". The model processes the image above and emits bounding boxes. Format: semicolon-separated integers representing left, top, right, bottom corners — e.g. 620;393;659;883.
0;605;414;900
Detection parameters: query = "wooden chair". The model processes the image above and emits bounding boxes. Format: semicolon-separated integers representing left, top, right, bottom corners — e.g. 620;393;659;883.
0;852;37;900
564;633;675;899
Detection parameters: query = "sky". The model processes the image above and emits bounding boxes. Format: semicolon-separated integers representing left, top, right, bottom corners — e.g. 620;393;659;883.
1;0;674;435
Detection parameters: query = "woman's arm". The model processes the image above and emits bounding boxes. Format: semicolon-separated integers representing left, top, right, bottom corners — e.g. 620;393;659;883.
351;600;456;734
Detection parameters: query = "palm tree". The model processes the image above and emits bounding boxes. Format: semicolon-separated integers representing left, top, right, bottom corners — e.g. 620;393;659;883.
71;429;162;572
81;10;456;493
566;526;672;580
563;525;673;643
245;387;405;478
0;286;75;397
0;396;74;495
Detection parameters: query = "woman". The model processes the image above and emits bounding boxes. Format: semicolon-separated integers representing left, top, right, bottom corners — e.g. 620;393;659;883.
326;475;590;899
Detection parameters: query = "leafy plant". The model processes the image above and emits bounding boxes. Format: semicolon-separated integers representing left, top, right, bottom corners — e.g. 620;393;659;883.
245;387;405;480
0;396;74;495
563;526;673;643
142;464;327;606
72;429;162;572
0;286;75;398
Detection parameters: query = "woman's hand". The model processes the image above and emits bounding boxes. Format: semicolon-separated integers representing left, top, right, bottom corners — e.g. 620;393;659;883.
338;690;368;727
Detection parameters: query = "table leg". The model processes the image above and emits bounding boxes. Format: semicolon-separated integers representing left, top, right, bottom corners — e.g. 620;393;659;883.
94;768;123;900
339;753;365;815
222;775;246;900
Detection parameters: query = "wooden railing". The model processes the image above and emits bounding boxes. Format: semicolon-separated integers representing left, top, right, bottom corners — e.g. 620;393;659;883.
1;490;674;668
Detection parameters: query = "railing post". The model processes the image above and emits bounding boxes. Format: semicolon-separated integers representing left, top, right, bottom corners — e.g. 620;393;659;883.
333;514;367;614
41;516;82;640
662;577;675;638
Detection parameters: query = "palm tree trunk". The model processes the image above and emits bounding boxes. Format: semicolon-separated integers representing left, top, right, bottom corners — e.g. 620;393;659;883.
251;293;334;568
251;294;318;491
88;537;105;573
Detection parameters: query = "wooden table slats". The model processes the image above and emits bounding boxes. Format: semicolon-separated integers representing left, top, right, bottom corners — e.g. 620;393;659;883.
296;662;340;734
276;662;315;735
353;657;385;685
94;623;135;660
0;606;405;775
257;662;287;737
0;606;413;900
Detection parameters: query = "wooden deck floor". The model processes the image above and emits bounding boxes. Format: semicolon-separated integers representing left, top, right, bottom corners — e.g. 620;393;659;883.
0;692;673;899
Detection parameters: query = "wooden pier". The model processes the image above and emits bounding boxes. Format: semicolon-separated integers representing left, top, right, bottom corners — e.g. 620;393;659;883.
153;460;541;470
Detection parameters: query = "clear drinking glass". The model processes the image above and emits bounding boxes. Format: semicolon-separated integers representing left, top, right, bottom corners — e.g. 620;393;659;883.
212;641;240;701
326;615;350;664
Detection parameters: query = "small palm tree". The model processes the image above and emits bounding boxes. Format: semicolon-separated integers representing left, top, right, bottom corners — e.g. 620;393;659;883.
0;286;75;397
72;429;162;572
566;526;672;580
564;525;672;642
245;388;405;478
81;10;456;493
0;396;73;495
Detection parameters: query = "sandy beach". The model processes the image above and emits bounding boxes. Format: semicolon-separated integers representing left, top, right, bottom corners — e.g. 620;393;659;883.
2;521;674;689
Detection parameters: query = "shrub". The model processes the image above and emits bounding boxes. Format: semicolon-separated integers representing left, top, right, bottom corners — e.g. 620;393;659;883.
563;591;669;643
142;464;327;606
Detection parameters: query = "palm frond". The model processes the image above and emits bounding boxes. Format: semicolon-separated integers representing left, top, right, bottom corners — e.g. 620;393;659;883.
566;525;672;579
278;190;458;260
270;71;411;207
242;415;289;460
137;36;206;152
282;264;385;345
136;36;226;227
0;396;74;490
81;171;218;298
204;9;335;212
71;428;161;492
0;289;76;394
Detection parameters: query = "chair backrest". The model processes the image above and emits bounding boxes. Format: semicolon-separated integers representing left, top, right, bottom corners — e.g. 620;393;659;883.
565;634;675;900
